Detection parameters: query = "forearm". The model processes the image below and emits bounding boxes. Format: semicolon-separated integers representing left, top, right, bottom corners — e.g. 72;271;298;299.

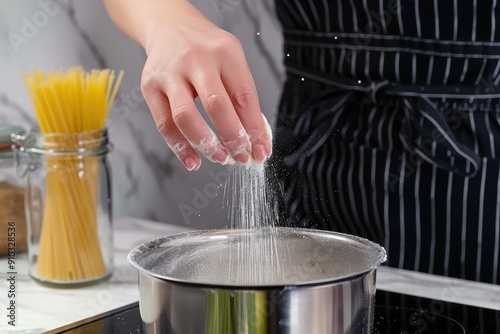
103;0;205;52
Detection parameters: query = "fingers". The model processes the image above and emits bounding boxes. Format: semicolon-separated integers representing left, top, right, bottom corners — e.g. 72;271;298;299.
167;83;229;164
191;71;252;164
220;48;272;162
143;67;233;166
141;76;203;171
188;50;271;163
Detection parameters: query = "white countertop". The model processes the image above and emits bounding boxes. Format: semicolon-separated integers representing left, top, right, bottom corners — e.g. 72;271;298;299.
0;216;499;333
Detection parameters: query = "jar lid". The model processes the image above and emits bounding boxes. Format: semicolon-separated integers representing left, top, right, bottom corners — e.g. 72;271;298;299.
0;124;25;160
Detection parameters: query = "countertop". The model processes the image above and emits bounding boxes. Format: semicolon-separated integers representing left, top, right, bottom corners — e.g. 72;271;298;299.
1;216;499;333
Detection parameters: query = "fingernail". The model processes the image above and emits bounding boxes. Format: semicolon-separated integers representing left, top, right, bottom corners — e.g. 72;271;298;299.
234;153;250;164
213;150;228;164
252;144;267;162
184;156;198;171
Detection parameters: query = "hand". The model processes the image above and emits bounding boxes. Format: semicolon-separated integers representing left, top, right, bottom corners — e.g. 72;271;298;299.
140;4;272;171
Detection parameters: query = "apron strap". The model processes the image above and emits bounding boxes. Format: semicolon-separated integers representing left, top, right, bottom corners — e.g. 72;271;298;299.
283;65;482;177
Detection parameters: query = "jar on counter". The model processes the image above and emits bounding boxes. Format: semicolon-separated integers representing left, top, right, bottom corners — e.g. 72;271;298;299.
13;127;113;286
0;124;27;255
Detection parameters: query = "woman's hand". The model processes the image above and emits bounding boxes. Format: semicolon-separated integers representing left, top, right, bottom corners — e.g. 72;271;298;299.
104;0;272;170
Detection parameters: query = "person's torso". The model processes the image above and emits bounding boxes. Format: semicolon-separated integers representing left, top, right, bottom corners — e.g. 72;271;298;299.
275;0;500;85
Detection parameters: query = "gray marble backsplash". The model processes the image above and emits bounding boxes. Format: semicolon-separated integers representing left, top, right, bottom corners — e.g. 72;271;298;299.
0;0;284;229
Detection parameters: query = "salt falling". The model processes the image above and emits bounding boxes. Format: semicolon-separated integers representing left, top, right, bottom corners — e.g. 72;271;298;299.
224;163;288;285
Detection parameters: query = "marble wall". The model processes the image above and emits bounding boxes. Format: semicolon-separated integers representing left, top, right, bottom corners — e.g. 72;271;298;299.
0;0;284;229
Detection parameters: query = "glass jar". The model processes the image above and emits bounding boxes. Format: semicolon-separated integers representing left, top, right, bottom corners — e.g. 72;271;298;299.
14;127;113;286
0;124;27;255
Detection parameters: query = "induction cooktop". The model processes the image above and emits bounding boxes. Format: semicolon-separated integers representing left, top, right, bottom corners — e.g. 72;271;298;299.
49;290;499;333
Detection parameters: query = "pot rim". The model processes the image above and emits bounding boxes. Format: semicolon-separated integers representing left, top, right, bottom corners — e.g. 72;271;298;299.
135;267;377;290
128;227;387;289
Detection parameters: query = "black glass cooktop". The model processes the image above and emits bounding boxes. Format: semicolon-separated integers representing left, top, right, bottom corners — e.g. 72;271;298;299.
49;290;499;333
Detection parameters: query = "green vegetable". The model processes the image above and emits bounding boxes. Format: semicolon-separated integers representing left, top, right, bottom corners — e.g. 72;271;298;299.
207;290;268;333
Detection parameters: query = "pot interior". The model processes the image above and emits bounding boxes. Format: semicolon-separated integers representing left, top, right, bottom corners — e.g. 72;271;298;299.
128;227;386;287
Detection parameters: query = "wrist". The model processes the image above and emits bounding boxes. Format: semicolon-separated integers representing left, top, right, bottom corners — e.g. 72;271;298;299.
142;0;207;55
143;21;165;55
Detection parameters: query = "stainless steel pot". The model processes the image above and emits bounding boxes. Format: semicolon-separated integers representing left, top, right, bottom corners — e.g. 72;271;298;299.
128;228;386;334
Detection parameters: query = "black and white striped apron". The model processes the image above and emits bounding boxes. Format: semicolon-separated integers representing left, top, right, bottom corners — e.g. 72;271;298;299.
272;0;500;284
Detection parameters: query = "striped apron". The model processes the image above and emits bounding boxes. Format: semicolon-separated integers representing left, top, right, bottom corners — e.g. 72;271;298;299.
272;0;500;284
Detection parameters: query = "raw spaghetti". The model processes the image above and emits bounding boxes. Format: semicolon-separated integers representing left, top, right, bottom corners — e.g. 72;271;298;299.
22;67;123;282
